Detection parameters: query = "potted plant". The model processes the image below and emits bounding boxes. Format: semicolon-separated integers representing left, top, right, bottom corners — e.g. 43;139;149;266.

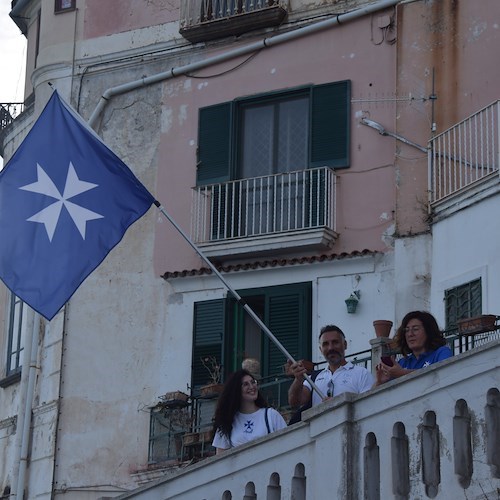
457;314;497;335
157;390;189;408
200;356;224;397
373;320;393;338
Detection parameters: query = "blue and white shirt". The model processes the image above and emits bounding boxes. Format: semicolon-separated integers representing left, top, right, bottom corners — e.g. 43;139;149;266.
398;345;453;369
212;407;286;449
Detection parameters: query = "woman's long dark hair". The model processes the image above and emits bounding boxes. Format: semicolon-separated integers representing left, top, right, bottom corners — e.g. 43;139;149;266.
212;369;268;440
393;310;446;356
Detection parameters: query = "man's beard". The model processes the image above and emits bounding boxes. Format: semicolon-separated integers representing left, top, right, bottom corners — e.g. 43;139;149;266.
326;350;344;366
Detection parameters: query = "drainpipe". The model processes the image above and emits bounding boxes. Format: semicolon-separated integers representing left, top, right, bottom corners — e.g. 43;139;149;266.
16;313;41;499
11;309;40;500
89;0;401;128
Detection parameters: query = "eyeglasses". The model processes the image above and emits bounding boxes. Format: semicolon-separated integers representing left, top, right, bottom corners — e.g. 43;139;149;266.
327;379;334;397
404;326;423;334
241;379;258;388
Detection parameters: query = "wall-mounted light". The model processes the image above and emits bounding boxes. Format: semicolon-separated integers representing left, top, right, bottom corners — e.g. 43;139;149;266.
345;290;360;314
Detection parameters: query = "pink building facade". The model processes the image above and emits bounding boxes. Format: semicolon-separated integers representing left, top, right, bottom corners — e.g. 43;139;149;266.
0;0;499;497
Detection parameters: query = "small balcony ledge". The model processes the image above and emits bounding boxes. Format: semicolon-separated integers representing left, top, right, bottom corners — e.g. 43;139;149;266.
191;167;337;260
197;226;338;260
179;0;287;43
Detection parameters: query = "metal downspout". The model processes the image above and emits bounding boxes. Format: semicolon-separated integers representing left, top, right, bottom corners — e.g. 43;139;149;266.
11;310;40;500
88;0;400;128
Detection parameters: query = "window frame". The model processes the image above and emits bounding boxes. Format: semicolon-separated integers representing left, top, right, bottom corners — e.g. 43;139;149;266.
444;278;482;329
0;293;25;387
196;80;351;187
55;0;76;13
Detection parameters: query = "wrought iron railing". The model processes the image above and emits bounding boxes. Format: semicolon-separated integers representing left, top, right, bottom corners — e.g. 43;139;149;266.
191;167;336;243
0;102;25;131
429;100;500;203
180;0;286;28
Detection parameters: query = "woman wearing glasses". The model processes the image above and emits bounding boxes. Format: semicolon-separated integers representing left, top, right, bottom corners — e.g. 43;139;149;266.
376;310;453;385
212;369;286;454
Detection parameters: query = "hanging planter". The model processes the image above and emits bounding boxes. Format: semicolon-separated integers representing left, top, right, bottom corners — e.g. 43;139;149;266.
158;391;189;408
200;383;224;398
457;314;497;335
200;428;215;443
182;432;200;446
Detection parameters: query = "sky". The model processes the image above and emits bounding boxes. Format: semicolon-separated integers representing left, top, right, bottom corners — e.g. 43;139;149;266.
0;1;26;102
0;0;27;167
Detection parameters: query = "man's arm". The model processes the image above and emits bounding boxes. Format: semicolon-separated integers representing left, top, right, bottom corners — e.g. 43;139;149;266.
287;361;311;407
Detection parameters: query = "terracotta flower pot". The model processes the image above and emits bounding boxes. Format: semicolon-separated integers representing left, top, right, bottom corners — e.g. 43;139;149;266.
200;383;224;398
457;314;497;335
373;320;393;338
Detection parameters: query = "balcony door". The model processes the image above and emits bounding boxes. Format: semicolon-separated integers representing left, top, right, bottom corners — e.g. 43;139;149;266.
191;282;311;392
239;96;308;235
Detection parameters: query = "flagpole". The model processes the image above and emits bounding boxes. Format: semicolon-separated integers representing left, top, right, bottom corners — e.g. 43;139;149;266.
154;200;326;400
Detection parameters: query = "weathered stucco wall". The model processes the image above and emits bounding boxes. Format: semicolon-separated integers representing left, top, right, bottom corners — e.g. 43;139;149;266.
152;11;398;275
395;0;500;236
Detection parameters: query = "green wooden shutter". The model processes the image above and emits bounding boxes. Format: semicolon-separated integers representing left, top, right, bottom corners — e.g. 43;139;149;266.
310;80;351;168
197;102;233;185
192;299;225;390
263;283;312;377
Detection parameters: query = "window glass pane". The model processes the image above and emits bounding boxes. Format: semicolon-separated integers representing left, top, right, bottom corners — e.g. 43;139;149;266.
240;96;308;179
277;98;308;173
55;0;75;12
241;104;274;178
7;294;24;375
445;278;482;329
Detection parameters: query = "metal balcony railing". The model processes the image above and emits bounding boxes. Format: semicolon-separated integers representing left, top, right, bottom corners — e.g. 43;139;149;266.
181;0;286;28
0;103;25;131
429;100;500;203
179;0;287;42
191;167;336;244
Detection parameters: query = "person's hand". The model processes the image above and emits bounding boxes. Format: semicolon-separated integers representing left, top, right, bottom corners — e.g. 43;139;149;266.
375;361;392;385
376;358;411;383
287;359;307;381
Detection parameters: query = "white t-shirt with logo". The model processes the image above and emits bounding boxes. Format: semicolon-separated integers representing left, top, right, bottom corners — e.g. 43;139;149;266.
304;362;375;406
212;407;286;449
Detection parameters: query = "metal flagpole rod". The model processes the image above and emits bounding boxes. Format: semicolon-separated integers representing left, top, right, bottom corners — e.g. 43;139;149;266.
154;201;326;400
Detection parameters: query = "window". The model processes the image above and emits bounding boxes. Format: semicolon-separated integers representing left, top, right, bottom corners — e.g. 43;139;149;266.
55;0;75;13
0;293;25;386
445;278;482;329
191;282;311;392
194;82;348;243
197;80;351;186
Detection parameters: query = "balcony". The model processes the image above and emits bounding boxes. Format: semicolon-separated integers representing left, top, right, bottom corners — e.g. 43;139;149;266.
121;335;500;499
429;100;500;206
0;96;34;157
179;0;287;43
191;167;338;259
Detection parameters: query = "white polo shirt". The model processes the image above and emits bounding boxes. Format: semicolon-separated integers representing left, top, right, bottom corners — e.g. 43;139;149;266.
304;362;375;406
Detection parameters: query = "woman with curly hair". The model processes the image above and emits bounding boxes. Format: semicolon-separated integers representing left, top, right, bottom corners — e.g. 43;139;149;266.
376;310;453;385
212;369;286;454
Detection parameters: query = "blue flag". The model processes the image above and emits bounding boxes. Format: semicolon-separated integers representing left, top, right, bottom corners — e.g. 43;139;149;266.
0;91;155;320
